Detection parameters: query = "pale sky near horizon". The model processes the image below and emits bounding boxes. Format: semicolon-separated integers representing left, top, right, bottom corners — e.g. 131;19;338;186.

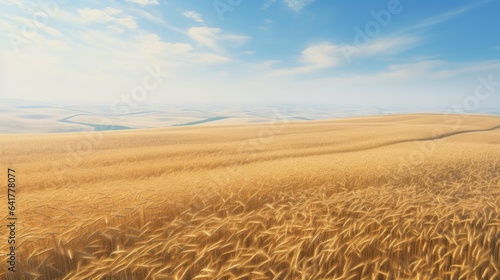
0;0;499;109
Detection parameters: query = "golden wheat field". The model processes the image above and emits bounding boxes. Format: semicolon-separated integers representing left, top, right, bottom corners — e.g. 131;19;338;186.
1;114;500;279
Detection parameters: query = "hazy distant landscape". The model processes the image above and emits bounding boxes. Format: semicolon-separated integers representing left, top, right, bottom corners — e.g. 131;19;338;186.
1;98;499;134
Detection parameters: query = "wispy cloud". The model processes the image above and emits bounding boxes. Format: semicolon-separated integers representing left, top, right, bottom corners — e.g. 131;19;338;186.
259;18;272;30
322;59;500;84
300;43;342;68
0;18;17;34
284;0;314;12
139;33;193;55
182;11;204;23
272;43;343;76
107;25;125;34
411;2;485;30
273;36;421;76
261;0;278;10
355;36;421;56
2;0;31;11
187;27;249;52
78;7;137;30
125;0;159;6
127;8;185;34
431;60;500;79
261;59;281;68
10;15;62;37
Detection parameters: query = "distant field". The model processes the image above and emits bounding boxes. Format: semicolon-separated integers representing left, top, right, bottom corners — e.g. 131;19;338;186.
5;99;499;134
1;114;500;279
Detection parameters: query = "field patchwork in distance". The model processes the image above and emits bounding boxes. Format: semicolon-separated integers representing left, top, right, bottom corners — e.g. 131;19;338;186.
1;114;500;279
2;98;499;134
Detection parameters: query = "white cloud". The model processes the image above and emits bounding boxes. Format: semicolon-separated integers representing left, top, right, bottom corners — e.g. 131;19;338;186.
128;8;184;34
272;43;344;76
187;27;249;52
136;33;231;65
1;23;236;103
320;60;500;86
6;15;62;37
339;35;421;63
104;7;123;16
284;0;314;11
300;43;342;68
107;25;125;34
44;39;68;50
0;19;17;34
260;59;281;68
54;9;88;25
79;8;116;22
182;11;204;23
116;16;137;29
140;34;193;55
410;3;482;30
194;53;231;64
78;8;137;30
126;0;159;6
370;60;445;81
2;0;31;11
272;36;421;76
432;60;500;79
261;0;278;10
188;27;220;50
357;36;421;56
259;18;272;30
265;59;500;107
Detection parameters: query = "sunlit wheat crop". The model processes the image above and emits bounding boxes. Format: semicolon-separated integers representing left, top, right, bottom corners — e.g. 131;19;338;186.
1;114;499;279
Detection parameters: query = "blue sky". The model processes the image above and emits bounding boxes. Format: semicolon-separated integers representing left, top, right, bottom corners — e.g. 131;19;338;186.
0;0;499;108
